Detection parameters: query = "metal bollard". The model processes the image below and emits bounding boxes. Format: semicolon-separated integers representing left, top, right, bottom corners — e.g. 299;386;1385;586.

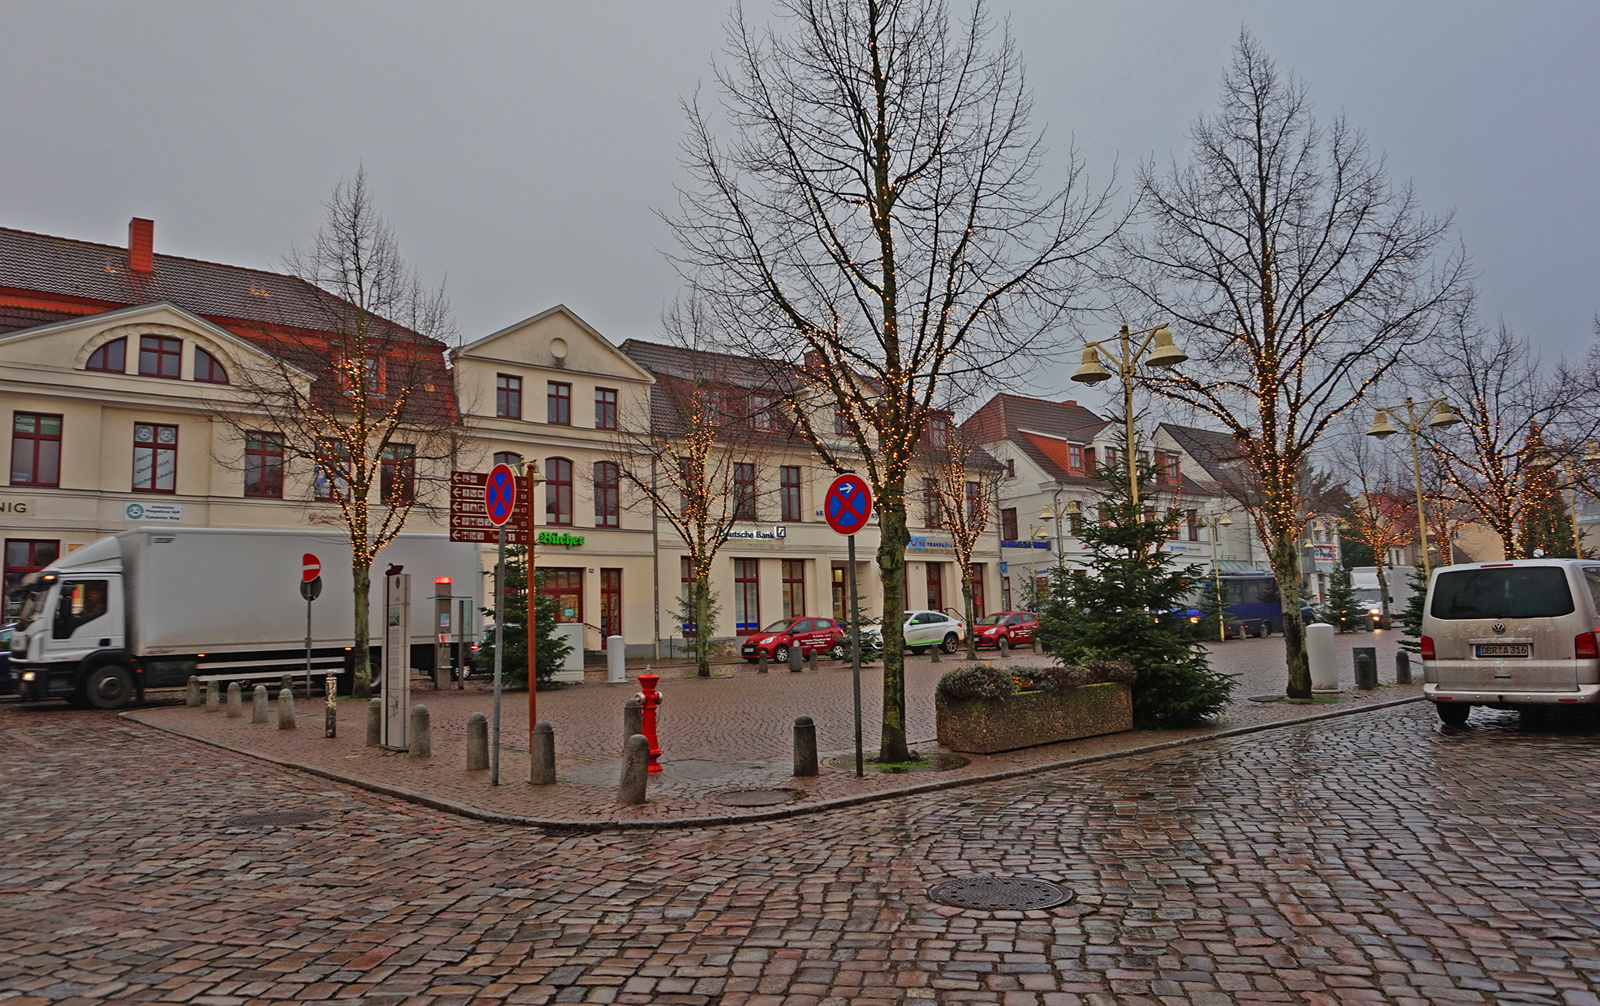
324;674;337;738
1395;650;1412;685
623;696;643;745
793;715;818;777
758;652;768;674
186;676;201;707
204;680;220;712
408;705;430;757
530;721;555;785
1354;647;1377;690
619;734;650;804
226;682;243;718
277;688;297;729
252;684;269;724
788;646;803;673
367;697;382;746
465;712;489;770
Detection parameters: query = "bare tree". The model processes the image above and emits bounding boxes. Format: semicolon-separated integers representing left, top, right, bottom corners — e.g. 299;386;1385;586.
668;0;1112;761
926;429;1000;658
211;170;458;695
1337;434;1415;628
1112;32;1464;698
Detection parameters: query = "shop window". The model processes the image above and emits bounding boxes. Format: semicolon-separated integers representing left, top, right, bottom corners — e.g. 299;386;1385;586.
734;558;760;633
546;457;573;525
194;348;229;384
969;564;986;618
781;560;805;618
594;461;620;528
11;413;62;487
541;568;583;624
132;423;177;493
496;374;522;419
380;444;415;504
138;335;182;379
4;539;59;620
86;337;126;373
600;569;622;645
925;563;944;612
243;432;284;498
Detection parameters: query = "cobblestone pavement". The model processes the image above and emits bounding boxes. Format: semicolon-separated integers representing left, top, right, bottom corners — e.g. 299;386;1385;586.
119;634;1419;826
4;698;1598;1005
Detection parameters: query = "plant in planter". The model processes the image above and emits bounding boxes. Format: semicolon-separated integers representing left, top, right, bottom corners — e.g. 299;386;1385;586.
934;661;1136;753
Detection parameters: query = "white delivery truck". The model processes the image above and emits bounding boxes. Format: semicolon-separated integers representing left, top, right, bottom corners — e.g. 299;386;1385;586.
8;527;482;709
1351;565;1416;625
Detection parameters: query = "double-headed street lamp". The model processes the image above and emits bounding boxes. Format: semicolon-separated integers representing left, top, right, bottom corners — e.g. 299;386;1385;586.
1037;497;1081;568
1071;323;1187;508
1365;397;1461;577
1197;508;1234;642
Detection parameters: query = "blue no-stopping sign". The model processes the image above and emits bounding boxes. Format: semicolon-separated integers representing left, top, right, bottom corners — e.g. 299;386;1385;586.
485;463;518;527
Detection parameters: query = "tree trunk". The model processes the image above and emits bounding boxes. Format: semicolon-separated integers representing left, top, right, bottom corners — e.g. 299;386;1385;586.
694;575;712;678
1270;530;1310;699
876;504;911;763
961;574;976;661
351;560;372;698
1375;561;1392;630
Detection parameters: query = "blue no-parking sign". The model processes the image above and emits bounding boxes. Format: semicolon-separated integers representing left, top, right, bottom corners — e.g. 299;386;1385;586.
484;463;518;527
824;473;873;536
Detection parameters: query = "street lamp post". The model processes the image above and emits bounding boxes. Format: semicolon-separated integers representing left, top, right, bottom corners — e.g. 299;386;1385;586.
1038;497;1081;570
1198;509;1233;642
1071;324;1187;508
1365;396;1461;578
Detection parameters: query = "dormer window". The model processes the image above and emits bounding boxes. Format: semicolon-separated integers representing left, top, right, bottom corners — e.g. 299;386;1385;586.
86;337;127;373
194;348;229;384
138;335;182;379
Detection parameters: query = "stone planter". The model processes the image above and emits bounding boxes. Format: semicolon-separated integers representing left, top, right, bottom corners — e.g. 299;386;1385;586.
935;682;1133;754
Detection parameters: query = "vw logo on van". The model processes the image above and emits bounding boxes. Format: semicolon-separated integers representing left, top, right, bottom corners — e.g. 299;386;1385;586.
1491;621;1506;635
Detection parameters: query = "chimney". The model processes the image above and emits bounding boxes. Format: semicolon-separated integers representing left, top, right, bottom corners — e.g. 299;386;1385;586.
127;218;154;273
1063;399;1077;407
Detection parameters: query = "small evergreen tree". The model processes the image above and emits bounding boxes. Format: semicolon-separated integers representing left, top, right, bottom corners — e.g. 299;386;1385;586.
1324;565;1365;632
1035;462;1235;727
676;579;721;670
477;547;571;688
1398;569;1427;654
1197;573;1230;642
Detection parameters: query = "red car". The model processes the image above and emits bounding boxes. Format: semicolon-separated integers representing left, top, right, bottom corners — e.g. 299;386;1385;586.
741;616;849;663
972;611;1038;649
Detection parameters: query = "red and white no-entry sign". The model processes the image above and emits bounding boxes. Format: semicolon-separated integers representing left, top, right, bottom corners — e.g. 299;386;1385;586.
302;553;321;583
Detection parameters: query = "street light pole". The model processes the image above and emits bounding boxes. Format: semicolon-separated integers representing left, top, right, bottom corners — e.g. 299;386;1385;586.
1366;396;1461;578
1202;508;1233;643
1071;324;1188;510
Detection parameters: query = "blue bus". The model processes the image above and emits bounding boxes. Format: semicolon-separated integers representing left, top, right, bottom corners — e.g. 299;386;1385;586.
1186;571;1315;638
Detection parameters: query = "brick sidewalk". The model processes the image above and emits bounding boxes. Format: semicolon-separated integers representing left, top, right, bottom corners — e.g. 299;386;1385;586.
125;632;1423;829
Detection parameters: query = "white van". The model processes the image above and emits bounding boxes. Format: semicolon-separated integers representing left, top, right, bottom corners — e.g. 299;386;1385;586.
1420;559;1600;725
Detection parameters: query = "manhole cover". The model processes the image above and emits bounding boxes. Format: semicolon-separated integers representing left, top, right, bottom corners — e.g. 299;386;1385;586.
823;753;969;773
713;789;796;807
224;810;326;827
928;875;1074;911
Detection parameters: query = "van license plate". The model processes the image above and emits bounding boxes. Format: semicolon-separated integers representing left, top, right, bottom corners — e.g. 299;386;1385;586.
1476;644;1530;658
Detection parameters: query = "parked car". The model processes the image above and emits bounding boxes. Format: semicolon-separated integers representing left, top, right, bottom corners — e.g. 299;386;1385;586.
972;611;1038;650
859;610;966;655
0;622;15;695
741;616;849;663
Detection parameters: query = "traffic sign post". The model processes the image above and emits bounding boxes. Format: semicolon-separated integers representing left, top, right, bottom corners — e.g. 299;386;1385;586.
485;464;516;786
300;553;321;697
824;474;874;778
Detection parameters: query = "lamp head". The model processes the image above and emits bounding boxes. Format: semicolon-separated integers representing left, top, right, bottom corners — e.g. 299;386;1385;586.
1365;410;1398;439
1069;347;1112;385
1142;325;1188;369
1428;401;1462;429
1065;499;1082;515
1039;503;1056;522
1218;512;1233;527
1584;441;1600;463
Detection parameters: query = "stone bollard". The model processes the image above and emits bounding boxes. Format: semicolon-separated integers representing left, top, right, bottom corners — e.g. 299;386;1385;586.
1033;637;1044;655
788;646;803;673
252;684;269;723
408;705;430;758
930;642;941;663
808;648;819;671
366;697;381;746
1354;647;1377;690
186;676;201;707
277;688;297;729
280;674;294;697
793;716;819;777
619;734;650;804
226;682;243;718
204;680;220;712
466;712;489;770
530;721;555;785
623;696;643;745
757;652;768;674
1395;650;1412;685
998;636;1009;658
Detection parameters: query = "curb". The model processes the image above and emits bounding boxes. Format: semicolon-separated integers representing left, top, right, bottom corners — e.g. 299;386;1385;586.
124;693;1425;833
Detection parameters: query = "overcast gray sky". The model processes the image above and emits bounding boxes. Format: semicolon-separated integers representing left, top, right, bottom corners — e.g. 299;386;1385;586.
4;1;1596;410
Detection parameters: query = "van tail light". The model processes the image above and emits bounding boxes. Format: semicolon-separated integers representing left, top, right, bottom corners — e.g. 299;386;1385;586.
1419;635;1435;660
1576;632;1599;659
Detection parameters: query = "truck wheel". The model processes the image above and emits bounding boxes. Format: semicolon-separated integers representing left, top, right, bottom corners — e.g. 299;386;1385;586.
84;665;135;710
1435;702;1471;727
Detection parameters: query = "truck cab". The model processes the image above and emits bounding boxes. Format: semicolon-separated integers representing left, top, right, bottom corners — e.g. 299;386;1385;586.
11;538;135;707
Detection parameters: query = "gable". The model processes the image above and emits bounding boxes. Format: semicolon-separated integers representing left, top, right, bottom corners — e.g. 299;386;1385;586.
460;305;653;384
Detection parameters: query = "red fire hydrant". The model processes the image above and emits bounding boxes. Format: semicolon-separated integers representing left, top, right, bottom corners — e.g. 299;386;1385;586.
637;673;663;774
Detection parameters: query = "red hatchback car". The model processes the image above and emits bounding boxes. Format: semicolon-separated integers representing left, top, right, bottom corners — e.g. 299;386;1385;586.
972;611;1038;649
741;616;849;663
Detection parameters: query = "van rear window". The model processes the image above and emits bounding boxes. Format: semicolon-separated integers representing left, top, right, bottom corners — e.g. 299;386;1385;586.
1430;567;1575;620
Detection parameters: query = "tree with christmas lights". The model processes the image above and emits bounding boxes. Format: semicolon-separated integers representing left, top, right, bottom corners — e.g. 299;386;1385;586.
927;430;1003;660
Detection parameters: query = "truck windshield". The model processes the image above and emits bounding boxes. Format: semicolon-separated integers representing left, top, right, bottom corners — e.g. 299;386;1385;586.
12;585;46;630
1430;567;1575;620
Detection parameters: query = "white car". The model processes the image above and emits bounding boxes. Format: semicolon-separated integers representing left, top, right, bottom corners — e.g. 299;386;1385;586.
861;610;966;655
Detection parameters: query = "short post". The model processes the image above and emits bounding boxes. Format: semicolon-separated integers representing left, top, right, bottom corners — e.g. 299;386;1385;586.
408;705;430;758
280;674;293;697
324;674;337;738
251;684;269;724
606;636;626;683
277;687;297;729
788;646;803;673
366;697;382;746
530;721;555;785
619;734;650;804
807;648;818;671
433;660;447;692
1033;638;1044;655
225;682;243;718
930;642;941;663
1354;647;1377;690
998;636;1009;658
637;673;663;773
623;696;643;744
186;676;201;707
1395;650;1412;685
204;680;220;712
793;716;818;777
466;712;489;770
757;652;768;674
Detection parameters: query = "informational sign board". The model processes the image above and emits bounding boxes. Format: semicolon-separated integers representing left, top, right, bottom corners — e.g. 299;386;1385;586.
381;572;411;750
1312;543;1337;573
449;470;530;544
824;473;874;535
